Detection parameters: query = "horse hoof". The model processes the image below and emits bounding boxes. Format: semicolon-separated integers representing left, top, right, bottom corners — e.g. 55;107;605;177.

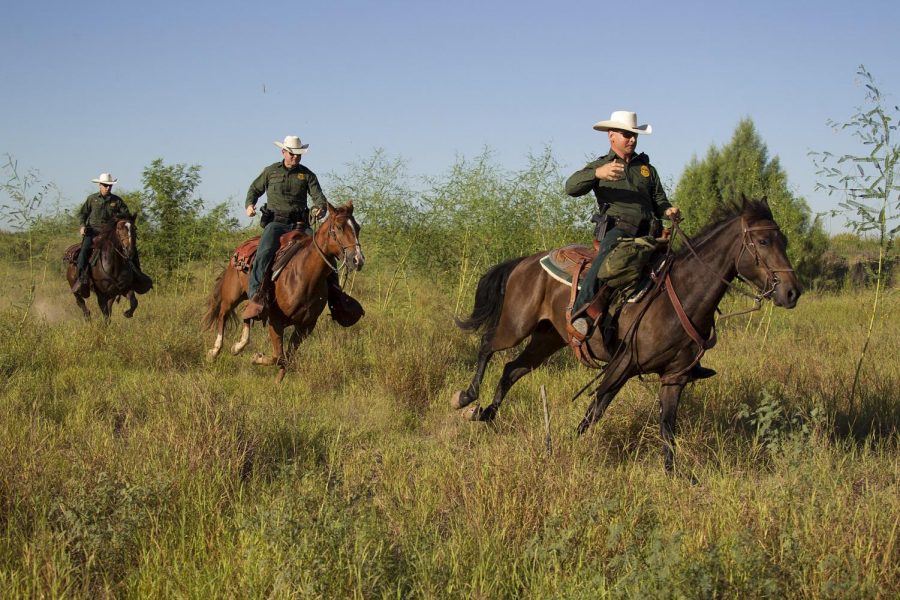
206;348;220;360
463;405;482;421
231;344;244;356
275;369;286;384
123;310;134;319
450;390;473;410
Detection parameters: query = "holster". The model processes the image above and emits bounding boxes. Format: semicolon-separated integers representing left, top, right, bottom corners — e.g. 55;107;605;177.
260;205;273;227
591;212;610;243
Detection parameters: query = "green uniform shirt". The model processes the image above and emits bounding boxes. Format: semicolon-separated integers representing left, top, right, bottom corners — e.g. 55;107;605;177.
245;161;327;218
565;150;671;225
78;192;132;227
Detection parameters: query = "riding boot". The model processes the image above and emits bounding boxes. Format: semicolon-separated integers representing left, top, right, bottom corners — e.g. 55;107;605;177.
570;285;612;338
71;270;85;294
241;291;268;321
689;364;717;380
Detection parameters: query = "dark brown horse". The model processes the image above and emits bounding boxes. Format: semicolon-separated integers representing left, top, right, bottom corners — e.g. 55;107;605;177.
65;218;140;320
204;201;364;382
452;197;801;471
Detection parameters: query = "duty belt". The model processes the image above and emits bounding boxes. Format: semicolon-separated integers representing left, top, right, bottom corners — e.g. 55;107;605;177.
272;211;305;224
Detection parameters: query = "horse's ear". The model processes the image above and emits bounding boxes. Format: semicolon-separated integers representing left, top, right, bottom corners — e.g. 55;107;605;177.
760;195;769;208
344;199;354;213
739;192;748;208
326;200;337;215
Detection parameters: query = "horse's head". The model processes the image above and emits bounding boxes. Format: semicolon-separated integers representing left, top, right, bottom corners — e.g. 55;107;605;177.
735;196;802;308
320;200;364;272
114;217;136;259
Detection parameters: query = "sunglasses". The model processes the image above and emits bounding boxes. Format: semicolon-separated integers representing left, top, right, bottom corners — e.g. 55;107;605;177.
613;129;638;139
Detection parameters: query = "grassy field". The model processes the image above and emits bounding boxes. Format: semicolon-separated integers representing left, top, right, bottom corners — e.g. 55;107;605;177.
0;236;898;598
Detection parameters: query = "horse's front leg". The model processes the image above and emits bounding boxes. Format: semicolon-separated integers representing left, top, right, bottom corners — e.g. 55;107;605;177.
285;322;314;357
97;292;113;321
659;382;686;474
123;291;138;318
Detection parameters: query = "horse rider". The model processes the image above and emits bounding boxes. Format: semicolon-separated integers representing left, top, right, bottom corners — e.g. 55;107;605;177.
242;135;329;321
566;111;716;380
72;173;145;295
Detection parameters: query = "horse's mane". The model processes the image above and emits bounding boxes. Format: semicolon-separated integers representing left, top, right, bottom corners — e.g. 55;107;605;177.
676;197;773;258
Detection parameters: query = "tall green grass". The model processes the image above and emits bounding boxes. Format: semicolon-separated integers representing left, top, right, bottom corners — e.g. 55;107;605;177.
0;232;897;598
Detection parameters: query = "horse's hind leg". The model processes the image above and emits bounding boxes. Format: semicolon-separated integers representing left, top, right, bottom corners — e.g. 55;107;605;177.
231;322;251;355
466;322;565;422
451;335;496;410
253;320;287;382
123;291;138;318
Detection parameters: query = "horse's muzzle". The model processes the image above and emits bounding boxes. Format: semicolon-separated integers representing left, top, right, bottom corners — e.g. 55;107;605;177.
774;282;801;309
347;245;365;272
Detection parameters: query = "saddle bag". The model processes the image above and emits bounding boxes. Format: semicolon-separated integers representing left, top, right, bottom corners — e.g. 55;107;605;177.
598;236;663;288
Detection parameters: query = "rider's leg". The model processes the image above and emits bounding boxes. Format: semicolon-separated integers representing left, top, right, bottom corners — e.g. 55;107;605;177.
570;226;629;335
72;230;94;293
243;222;290;320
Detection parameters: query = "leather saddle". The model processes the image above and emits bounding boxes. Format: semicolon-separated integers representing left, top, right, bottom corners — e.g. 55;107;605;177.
539;244;598;286
230;230;311;274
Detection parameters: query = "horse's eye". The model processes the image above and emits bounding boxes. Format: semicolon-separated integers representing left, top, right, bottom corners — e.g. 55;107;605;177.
758;237;770;246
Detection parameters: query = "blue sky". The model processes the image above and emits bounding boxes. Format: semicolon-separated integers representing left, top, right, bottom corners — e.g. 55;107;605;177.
1;0;898;233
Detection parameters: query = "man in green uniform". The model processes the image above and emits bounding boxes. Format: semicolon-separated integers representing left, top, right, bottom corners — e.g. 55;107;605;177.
242;135;328;320
566;111;715;379
72;173;142;294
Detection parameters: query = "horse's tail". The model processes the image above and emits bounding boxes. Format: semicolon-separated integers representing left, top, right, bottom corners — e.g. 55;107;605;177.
202;267;236;331
456;256;526;332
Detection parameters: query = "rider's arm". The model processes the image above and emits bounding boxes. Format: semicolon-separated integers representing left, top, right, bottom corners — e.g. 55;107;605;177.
306;171;327;215
648;165;673;219
565;160;602;197
78;196;91;227
245;168;268;210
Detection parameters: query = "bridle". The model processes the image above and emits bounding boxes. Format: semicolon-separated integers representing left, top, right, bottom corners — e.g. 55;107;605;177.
312;213;360;274
672;216;794;310
734;220;795;302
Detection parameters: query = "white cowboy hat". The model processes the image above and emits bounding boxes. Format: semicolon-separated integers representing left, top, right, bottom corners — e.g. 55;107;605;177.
91;173;118;185
273;135;310;155
592;111;652;135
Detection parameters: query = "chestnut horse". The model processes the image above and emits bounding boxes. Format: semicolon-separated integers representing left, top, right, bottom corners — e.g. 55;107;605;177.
452;198;801;471
203;201;364;382
65;218;140;320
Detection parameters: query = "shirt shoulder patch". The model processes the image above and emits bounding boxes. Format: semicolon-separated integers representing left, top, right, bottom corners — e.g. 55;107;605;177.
640;165;651;178
297;173;306;180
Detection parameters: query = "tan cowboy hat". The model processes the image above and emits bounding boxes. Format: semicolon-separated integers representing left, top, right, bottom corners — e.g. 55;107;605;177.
273;135;310;155
592;111;652;135
91;173;118;185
